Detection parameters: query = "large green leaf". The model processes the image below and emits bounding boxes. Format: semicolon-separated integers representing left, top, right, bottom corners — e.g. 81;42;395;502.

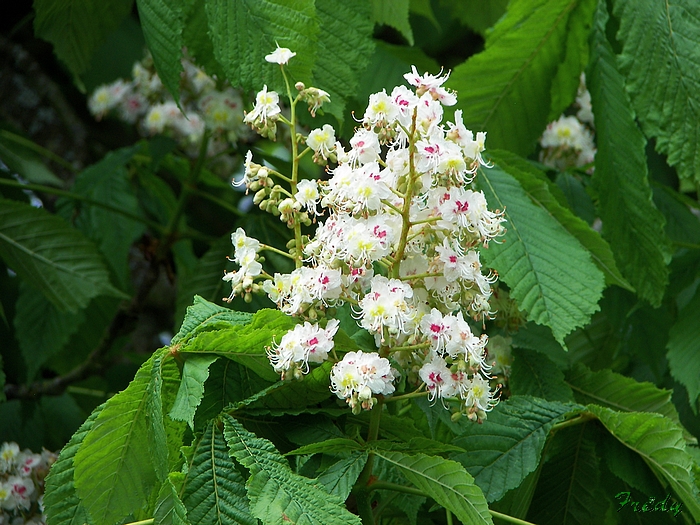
66;147;144;290
33;0;133;84
316;451;369;501
374;450;493;524
14;281;84;380
172;295;252;345
526;423;608;525
439;0;508;35
178;308;296;381
73;355;166;525
589;406;700;521
43;403;105;525
371;0;413;45
169;354;218;429
205;0;318;93
154;474;188;525
490;150;632;291
0;199;125;313
611;0;700;184
452;396;580;502
449;0;596;155
313;0;375;122
587;0;672;307
478;165;605;345
135;0;184;101
0;130;63;186
667;285;700;414
180;422;255;525
223;415;362;525
510;348;574;402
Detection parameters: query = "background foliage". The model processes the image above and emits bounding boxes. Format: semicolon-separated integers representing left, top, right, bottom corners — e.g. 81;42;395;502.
1;0;700;524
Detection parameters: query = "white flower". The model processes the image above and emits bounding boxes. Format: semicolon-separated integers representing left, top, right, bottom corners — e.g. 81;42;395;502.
265;45;296;65
267;320;339;376
330;350;396;412
295;179;321;215
403;65;456;106
244;85;281;125
419;356;454;401
357;276;416;341
306;124;336;160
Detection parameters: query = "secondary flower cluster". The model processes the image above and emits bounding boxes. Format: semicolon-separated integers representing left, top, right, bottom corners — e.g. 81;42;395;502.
225;48;506;420
0;442;56;525
88;53;252;169
539;74;596;172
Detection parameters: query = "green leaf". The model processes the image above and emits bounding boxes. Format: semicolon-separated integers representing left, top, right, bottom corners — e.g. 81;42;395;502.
14;281;84;380
43;403;105;525
478;165;605;345
510;348;574;402
205;0;318;92
490;150;633;291
439;0;508;35
135;0;184;101
316;451;369;501
526;423;608;525
172;295;252;345
449;0;596;155
372;0;413;45
0;199;125;313
374;450;493;524
175;235;234;328
223;415;362;525
181;421;255;525
170;354;219;429
154;474;189;525
66;147;145;289
589;406;700;521
601;433;667;497
181;0;223;79
667;285;700;414
0;131;63;186
0;354;5;403
611;0;700;183
73;355;164;525
566;364;688;431
286;438;364;456
452;396;580;502
313;0;375;122
653;183;700;247
178;308;296;382
587;0;671;307
33;0;134;84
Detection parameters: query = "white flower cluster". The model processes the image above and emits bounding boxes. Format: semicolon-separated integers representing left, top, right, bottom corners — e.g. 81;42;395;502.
87;54;252;164
539;74;596;171
225;48;506;420
0;442;56;525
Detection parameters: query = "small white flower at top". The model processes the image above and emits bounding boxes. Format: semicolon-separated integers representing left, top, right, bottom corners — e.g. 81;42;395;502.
265;45;296;65
330;350;396;413
267;320;339;379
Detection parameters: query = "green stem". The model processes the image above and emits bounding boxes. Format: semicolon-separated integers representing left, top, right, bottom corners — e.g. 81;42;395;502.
387;342;431;353
121;520;154;525
0;130;77;173
0;178;166;233
384;389;428;403
398;271;443;281
188;187;244;217
446;509;454;525
353;397;385;525
550;412;596;433
488;510;538;525
260;243;296;260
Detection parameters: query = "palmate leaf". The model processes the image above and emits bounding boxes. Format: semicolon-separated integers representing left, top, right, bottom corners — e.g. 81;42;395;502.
452;396;580;502
316;451;368;501
169;354;218;430
73;353;168;525
223;415;362;525
135;0;183;101
439;0;508;35
0;199;125;313
371;0;413;45
375;450;493;525
33;0;133;84
526;423;608;525
313;0;375;122
587;0;672;307
611;0;700;183
510;348;574;402
478;165;605;345
43;403;105;525
205;0;318;93
449;0;596;155
180;422;255;525
172;295;252;345
589;406;700;522
154;474;188;525
178;308;296;382
667;285;700;414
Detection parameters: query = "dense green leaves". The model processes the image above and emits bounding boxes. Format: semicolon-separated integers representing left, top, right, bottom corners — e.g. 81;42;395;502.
316;452;369;500
667;285;700;413
172;295;252;345
223;415;362;525
611;0;700;184
154;475;189;525
33;0;134;84
180;422;255;525
450;0;596;155
479;165;605;345
375;450;493;525
371;0;413;45
510;348;574;402
587;0;672;307
169;354;218;429
452;396;579;502
0;199;124;313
